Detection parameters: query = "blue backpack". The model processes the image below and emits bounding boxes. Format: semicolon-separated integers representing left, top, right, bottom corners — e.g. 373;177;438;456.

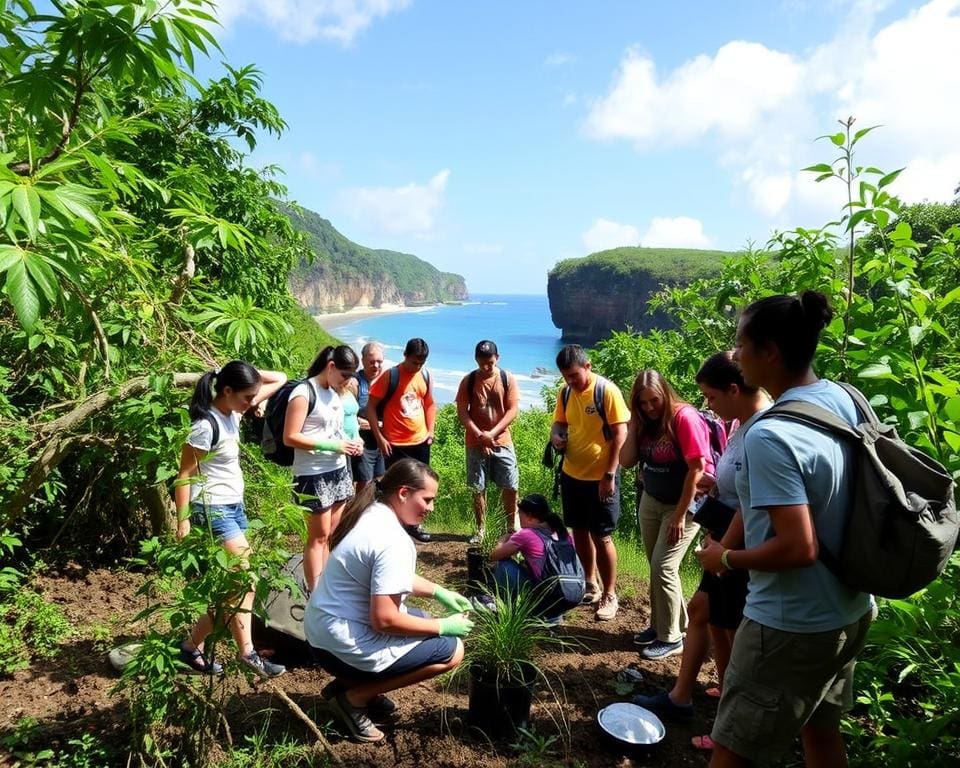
530;527;586;615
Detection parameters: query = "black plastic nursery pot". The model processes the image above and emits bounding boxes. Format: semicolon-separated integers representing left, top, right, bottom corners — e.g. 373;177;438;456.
465;547;493;595
467;662;536;739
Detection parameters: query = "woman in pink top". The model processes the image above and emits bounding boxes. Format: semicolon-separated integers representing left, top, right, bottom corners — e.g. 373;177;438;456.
621;369;717;661
487;493;572;617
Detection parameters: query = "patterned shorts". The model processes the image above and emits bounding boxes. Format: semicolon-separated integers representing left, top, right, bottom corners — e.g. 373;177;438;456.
293;466;354;513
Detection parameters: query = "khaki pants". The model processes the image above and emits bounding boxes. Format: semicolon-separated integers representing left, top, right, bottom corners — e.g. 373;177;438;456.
638;492;699;643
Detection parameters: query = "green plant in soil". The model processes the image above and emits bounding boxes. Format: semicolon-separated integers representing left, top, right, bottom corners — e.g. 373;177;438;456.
463;581;565;687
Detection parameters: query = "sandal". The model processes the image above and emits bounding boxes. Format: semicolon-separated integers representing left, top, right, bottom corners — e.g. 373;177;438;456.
706;686;722;698
178;642;223;675
329;692;385;743
691;735;716;750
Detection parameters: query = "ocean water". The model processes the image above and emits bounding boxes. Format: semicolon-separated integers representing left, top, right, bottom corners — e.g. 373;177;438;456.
319;294;563;408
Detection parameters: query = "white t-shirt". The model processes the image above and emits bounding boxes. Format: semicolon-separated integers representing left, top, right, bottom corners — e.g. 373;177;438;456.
304;503;420;672
186;409;243;505
289;379;346;476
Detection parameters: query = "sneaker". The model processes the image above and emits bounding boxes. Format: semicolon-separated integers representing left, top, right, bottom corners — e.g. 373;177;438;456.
178;642;223;675
406;524;432;543
240;650;286;679
640;639;684;660
321;680;397;717
632;627;657;646
632;689;694;721
468;528;484;545
581;582;601;605
329;692;385;743
595;593;619;621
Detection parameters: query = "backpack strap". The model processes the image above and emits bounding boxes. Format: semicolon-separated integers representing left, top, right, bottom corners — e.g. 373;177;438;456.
757;400;861;442
377;366;402;417
594;376;612;441
202;412;220;450
500;368;509;391
467;370;476;398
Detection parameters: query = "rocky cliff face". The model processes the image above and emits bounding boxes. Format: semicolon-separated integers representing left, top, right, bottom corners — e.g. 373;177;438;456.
289;267;467;312
547;265;675;344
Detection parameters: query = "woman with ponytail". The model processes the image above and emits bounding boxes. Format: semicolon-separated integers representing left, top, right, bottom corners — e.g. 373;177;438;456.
283;345;365;593
487;493;582;619
697;292;874;768
175;360;288;678
305;459;472;743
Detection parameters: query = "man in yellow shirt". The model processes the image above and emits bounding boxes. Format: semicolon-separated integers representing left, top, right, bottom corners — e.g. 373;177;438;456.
550;345;629;620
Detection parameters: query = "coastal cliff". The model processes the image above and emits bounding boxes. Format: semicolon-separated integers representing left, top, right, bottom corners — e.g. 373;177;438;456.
286;205;467;313
547;247;732;344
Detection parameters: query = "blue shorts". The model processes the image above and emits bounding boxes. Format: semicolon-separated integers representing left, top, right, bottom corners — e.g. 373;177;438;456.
190;502;247;543
311;609;458;681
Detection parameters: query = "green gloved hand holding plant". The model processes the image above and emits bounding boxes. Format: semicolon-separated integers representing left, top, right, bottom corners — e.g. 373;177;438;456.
433;584;472;613
437;613;474;637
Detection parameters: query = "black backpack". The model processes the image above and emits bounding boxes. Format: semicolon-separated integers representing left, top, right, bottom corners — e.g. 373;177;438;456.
260;380;317;466
530;527;586;615
753;382;958;598
376;366;431;418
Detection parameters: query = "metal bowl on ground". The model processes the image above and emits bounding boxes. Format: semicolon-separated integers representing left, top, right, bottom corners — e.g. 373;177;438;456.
596;702;666;754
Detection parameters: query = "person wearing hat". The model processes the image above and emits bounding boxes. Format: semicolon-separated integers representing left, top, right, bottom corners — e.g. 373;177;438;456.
487;493;578;619
455;340;520;543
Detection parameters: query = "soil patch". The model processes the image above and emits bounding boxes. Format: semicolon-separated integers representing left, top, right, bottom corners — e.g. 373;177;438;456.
1;541;721;766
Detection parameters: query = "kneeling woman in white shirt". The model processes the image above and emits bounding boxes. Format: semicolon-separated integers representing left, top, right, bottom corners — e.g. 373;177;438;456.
305;458;473;743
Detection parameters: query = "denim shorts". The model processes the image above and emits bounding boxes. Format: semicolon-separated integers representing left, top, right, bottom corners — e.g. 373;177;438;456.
466;445;519;492
310;609;458;681
190;502;248;543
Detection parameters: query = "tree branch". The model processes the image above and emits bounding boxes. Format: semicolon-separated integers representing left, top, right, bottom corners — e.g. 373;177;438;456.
170;225;196;305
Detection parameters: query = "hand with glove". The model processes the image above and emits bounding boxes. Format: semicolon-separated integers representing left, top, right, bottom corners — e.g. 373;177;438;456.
433;584;472;613
437;613;474;637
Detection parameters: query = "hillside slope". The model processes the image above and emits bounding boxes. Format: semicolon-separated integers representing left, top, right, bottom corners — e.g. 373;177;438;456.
286;205;467;312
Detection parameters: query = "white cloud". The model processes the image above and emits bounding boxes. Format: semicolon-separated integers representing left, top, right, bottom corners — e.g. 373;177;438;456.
338;170;450;237
213;0;411;44
584;42;803;146
584;1;960;220
582;218;641;253
641;217;713;248
545;52;575;66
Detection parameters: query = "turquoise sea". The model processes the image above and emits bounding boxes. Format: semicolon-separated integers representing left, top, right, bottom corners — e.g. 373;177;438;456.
319;294;563;408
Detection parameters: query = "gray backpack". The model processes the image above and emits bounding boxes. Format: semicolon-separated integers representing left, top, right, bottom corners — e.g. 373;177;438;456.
756;383;958;599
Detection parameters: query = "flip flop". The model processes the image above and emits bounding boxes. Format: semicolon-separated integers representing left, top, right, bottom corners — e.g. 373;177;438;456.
706;686;722;698
691;735;716;750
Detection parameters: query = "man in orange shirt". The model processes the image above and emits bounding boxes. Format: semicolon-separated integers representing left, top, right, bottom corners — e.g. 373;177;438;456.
366;338;436;542
455;340;520;544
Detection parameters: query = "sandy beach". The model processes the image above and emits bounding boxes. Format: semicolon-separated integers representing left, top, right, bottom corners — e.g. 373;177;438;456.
313;303;443;331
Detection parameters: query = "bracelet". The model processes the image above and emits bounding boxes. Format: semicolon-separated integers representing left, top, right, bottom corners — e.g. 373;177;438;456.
720;549;732;570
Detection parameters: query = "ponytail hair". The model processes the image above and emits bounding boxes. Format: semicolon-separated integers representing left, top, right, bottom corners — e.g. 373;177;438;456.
518;493;568;539
189;360;261;421
307;345;359;378
695;351;759;395
329;459;439;552
739;291;833;373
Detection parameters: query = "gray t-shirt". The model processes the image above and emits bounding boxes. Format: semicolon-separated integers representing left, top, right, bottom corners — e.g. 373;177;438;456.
289;379;346;476
304;503;420;672
186;409;243;505
737;380;872;632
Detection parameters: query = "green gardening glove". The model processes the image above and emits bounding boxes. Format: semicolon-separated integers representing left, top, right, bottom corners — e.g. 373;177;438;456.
438;613;474;637
433;585;472;613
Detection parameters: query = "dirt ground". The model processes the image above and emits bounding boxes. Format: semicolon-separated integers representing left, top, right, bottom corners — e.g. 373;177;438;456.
0;538;723;767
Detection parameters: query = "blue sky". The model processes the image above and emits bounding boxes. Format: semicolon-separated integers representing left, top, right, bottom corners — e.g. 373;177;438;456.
200;0;960;294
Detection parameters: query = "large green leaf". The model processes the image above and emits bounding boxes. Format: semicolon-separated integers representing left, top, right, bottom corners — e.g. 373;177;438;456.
4;259;41;330
11;184;40;240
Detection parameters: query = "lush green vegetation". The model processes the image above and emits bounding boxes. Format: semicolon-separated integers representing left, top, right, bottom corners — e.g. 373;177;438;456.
286;204;467;308
0;2;956;766
549;245;735;282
